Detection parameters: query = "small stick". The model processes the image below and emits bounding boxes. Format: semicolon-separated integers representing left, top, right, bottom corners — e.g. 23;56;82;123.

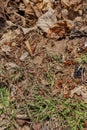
25;40;33;56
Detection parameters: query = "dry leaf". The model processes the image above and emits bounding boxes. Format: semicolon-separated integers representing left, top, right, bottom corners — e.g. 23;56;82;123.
6;62;19;69
61;9;68;19
17;8;57;34
37;8;57;33
33;123;40;130
0;30;16;44
16;119;26;126
25;4;34;15
36;1;43;10
23;0;29;6
61;0;69;7
43;0;52;11
31;5;41;17
22;125;30;130
48;20;73;38
70;85;87;100
1;45;11;53
70;0;82;6
21;26;36;34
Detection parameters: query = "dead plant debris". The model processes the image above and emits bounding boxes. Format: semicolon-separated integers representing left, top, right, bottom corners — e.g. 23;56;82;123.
0;0;87;130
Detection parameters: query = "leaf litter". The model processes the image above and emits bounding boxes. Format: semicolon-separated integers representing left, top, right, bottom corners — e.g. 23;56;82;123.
0;0;87;130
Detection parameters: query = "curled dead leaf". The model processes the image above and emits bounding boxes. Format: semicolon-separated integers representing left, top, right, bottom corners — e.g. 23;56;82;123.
48;20;73;38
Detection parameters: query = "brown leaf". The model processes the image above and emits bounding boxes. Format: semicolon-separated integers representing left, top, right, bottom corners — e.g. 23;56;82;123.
48;20;73;38
29;2;41;17
25;4;34;15
83;122;87;128
23;0;29;6
16;119;26;126
64;93;70;98
70;0;82;6
37;8;57;33
33;123;40;130
22;125;31;130
42;0;52;11
54;79;63;89
61;0;69;7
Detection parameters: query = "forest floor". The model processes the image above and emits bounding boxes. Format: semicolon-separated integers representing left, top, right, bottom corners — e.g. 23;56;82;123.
0;0;87;130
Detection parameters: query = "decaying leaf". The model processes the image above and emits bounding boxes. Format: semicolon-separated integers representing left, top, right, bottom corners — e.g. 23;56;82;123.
61;0;82;7
28;2;42;17
16;119;26;126
1;45;11;53
61;0;69;7
70;0;82;6
48;20;73;38
23;0;29;6
25;4;34;16
37;8;57;33
0;30;17;44
12;8;57;35
6;62;19;69
61;9;68;19
70;85;87;100
43;0;52;11
22;125;31;130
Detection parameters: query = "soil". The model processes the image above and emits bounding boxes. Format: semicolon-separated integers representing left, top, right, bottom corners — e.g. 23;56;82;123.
0;0;87;130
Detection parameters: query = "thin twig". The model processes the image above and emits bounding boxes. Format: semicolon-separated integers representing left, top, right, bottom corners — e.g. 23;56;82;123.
25;40;33;56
